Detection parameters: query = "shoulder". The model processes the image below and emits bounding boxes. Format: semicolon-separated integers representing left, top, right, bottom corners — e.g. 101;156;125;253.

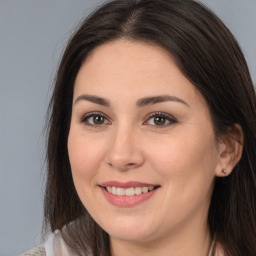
20;230;76;256
20;245;46;256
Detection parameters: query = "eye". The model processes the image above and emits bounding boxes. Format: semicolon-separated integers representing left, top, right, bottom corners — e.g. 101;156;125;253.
144;112;177;127
80;112;111;127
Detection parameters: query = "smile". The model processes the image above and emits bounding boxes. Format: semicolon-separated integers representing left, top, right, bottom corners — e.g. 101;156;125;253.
100;181;160;207
105;186;155;196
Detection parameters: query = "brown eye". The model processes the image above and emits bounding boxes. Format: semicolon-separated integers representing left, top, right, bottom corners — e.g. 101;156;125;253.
80;113;110;127
93;115;105;124
153;116;166;126
145;112;177;127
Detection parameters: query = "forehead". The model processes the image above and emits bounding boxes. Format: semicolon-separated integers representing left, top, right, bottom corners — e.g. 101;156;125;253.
74;39;205;108
79;39;179;82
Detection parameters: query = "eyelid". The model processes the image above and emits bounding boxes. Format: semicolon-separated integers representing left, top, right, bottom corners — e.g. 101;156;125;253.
80;111;111;126
79;111;177;128
143;111;177;127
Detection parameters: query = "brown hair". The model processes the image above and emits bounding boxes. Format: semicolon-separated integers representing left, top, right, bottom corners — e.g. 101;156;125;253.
44;0;256;255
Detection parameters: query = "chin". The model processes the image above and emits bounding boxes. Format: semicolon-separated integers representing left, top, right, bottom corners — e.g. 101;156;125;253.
100;218;158;243
109;230;155;243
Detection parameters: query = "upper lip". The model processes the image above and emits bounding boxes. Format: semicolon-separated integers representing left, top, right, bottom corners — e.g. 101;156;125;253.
100;181;160;188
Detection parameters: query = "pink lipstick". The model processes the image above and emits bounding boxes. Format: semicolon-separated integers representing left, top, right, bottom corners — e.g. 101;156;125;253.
100;181;160;207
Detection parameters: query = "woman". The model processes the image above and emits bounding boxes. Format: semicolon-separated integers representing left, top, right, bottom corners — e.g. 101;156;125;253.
22;0;256;255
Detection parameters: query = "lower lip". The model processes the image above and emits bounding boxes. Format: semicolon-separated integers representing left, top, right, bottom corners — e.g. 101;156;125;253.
100;187;158;207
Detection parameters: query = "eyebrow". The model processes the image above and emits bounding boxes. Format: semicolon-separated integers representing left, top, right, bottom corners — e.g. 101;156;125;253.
136;95;189;107
74;94;110;106
74;94;189;107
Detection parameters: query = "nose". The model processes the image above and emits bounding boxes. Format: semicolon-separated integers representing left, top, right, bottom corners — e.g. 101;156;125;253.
105;126;144;171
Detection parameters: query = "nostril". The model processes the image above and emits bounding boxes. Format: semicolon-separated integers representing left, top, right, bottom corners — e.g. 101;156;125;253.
126;163;136;166
107;161;139;171
105;147;145;170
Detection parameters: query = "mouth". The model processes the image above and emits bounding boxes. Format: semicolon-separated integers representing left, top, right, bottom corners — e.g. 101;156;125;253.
99;181;160;207
103;185;160;196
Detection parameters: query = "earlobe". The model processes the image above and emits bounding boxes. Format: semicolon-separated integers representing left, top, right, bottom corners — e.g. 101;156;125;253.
215;124;244;177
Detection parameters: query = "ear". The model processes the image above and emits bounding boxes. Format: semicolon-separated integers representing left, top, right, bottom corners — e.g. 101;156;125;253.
215;123;244;177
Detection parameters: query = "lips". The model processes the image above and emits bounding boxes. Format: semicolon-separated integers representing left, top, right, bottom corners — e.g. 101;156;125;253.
99;181;160;207
101;181;159;188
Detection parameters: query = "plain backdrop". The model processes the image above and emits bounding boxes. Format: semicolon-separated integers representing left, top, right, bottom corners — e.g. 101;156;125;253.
0;1;255;255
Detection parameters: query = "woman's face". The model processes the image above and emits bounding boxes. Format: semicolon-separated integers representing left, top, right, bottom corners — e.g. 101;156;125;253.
68;39;223;244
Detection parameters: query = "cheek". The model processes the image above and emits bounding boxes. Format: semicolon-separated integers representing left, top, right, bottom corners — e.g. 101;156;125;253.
67;128;105;187
148;129;219;198
67;128;109;218
147;133;218;225
150;133;218;172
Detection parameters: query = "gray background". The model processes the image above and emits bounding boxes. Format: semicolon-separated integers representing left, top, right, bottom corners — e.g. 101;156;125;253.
0;1;255;255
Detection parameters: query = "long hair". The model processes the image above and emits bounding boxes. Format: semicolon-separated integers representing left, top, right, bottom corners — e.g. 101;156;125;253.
44;1;256;255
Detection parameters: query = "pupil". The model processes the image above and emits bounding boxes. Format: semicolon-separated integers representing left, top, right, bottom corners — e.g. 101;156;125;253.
154;116;165;125
93;116;104;124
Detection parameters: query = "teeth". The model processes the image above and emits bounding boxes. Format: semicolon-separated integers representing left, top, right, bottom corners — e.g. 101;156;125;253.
135;187;142;195
112;187;117;195
149;186;154;191
125;187;135;196
105;186;156;196
116;187;125;196
142;187;148;193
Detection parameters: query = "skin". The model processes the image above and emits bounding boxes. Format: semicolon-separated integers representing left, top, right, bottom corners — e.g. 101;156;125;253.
68;39;241;256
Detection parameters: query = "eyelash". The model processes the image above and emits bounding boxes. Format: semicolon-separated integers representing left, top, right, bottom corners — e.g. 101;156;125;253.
144;112;177;128
80;111;177;128
80;112;111;128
